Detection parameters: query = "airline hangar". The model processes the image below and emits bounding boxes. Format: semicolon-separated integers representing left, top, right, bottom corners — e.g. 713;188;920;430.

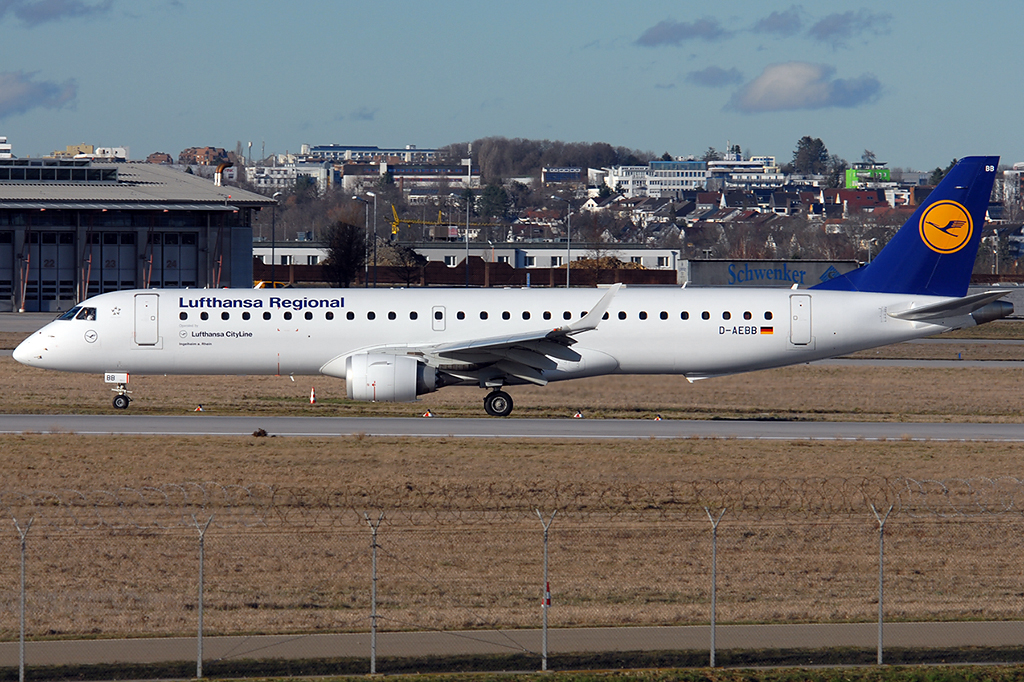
0;158;273;312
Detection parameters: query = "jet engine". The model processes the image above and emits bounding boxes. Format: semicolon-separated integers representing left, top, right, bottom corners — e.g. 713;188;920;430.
345;353;437;402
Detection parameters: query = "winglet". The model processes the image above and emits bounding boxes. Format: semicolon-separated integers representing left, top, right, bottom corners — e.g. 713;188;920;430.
565;283;622;333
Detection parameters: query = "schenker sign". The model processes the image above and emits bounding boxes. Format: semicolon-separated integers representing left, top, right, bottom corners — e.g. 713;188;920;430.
679;260;860;287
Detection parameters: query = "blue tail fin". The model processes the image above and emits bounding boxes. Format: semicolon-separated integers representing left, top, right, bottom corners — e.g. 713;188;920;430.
812;156;998;297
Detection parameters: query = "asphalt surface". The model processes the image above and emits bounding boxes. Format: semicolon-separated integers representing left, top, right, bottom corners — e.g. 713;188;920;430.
2;621;1024;667
0;414;1022;441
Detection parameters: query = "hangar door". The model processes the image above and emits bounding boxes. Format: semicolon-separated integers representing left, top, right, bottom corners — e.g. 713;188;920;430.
24;231;75;312
85;232;137;296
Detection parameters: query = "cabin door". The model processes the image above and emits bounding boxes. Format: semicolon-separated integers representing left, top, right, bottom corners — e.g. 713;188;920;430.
134;293;159;346
789;294;812;346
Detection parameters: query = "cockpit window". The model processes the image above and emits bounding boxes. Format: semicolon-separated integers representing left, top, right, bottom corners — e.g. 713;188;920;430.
58;307;81;320
75;307;97;321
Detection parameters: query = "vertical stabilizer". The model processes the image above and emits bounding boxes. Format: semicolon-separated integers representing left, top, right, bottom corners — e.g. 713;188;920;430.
812;156;998;297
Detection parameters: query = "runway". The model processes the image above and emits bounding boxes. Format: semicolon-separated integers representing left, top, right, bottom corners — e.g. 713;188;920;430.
1;414;1023;441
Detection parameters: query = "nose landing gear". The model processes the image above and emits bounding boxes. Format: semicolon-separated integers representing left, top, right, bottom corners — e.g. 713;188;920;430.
111;384;132;410
483;389;513;417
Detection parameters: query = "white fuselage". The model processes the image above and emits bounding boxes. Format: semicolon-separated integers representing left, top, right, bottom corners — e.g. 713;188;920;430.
14;286;961;384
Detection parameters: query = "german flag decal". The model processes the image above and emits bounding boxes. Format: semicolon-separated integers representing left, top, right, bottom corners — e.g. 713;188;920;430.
760;327;774;335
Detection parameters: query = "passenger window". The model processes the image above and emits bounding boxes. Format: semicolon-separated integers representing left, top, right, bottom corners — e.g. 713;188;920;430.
639;311;648;320
681;311;689;320
388;311;396;320
723;312;731;320
543;311;551;320
502;311;510;320
602;312;609;320
743;311;752;320
563;311;571;320
179;312;188;321
284;311;292;320
765;311;773;320
347;311;355;320
326;311;334;320
660;311;668;320
305;312;313;320
367;312;376;320
618;311;627;320
263;311;272;320
435;310;443;320
222;312;230;321
242;311;251;320
410;311;418;320
701;311;710;320
480;311;488;320
522;311;531;320
200;312;209;321
457;311;465;320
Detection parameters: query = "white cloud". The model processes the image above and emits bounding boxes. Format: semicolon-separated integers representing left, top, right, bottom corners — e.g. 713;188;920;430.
728;62;880;113
0;70;76;118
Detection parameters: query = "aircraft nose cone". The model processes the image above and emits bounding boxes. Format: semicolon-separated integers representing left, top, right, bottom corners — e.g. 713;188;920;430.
13;334;40;365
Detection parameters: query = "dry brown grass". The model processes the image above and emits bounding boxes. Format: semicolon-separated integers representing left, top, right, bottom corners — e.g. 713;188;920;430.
2;435;1024;639
4;356;1024;421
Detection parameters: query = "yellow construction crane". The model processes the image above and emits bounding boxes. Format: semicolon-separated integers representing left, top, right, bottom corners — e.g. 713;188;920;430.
390;205;443;235
390;205;505;238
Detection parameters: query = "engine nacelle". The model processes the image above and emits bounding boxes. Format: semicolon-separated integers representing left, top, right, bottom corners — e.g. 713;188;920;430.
345;354;437;402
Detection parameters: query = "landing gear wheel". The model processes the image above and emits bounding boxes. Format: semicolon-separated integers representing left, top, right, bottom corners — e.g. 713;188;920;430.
484;390;513;417
112;394;131;410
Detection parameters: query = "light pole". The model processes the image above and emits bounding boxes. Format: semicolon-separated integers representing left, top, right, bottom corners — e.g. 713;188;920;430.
353;196;370;287
366;191;377;287
271;191;282;286
465;192;471;287
551;195;571;287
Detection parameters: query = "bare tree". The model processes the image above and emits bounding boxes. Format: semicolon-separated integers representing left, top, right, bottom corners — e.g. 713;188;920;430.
322;221;366;287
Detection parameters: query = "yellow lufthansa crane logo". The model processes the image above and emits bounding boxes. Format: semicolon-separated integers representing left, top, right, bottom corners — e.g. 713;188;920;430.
919;201;973;254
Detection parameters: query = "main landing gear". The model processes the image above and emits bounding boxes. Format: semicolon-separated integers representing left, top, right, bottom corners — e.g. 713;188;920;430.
484;390;513;417
111;383;132;410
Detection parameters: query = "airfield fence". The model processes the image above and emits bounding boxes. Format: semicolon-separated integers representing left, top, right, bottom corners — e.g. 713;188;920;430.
2;477;1024;674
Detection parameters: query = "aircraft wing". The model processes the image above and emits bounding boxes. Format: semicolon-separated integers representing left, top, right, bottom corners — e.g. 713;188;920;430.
322;284;622;386
424;283;622;385
887;290;1010;321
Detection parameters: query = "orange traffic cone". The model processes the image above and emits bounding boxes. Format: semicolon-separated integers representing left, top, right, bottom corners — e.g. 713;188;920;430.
423;409;433;417
310;387;316;404
573;409;583;418
194;405;204;412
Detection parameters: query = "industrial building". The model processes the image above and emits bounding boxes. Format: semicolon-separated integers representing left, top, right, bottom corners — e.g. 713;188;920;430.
0;157;273;312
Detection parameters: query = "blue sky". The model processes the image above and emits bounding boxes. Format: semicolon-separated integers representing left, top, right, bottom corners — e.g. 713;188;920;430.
1;0;1021;171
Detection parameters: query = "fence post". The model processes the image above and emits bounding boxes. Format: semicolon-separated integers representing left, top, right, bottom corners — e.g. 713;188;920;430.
536;510;556;672
870;504;893;665
192;515;213;679
13;517;33;682
704;507;725;668
364;512;384;675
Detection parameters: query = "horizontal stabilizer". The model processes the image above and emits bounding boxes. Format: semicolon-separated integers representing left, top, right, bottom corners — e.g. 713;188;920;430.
887;291;1010;321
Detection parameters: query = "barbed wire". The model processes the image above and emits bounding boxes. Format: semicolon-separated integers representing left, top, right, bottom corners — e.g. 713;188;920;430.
2;477;1022;531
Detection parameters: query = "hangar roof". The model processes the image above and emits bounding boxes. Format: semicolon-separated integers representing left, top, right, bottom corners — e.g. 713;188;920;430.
0;162;275;209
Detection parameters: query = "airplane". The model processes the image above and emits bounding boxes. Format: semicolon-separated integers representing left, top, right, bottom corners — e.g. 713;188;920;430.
13;156;1012;417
